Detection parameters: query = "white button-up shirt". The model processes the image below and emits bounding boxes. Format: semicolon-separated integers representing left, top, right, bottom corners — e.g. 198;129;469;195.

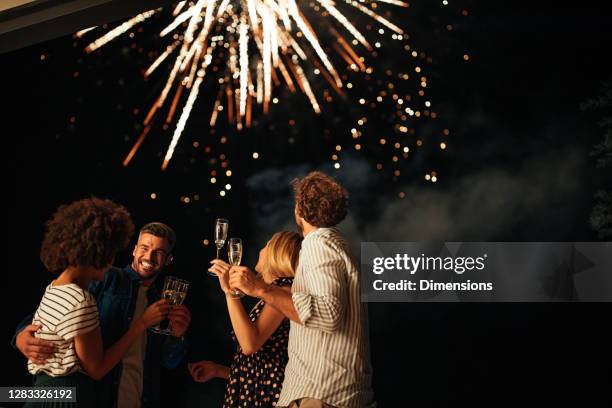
277;227;376;408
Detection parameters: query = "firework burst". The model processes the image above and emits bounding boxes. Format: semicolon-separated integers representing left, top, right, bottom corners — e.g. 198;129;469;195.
77;0;408;170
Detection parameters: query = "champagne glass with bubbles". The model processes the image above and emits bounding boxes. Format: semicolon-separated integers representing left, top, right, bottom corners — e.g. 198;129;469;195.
209;218;229;276
151;276;189;335
227;238;245;298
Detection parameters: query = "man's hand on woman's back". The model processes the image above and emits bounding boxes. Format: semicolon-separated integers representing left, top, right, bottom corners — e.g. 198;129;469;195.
16;324;56;365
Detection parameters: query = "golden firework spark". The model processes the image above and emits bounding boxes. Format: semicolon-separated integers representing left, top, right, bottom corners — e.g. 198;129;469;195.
81;0;408;169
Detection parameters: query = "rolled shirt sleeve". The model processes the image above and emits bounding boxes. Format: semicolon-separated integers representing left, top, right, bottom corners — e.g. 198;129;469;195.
292;237;347;332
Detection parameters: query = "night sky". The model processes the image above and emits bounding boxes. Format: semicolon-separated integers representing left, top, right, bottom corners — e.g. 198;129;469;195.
2;0;611;406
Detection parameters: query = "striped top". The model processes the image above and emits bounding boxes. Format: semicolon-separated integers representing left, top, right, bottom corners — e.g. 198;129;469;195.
28;283;99;377
277;227;375;408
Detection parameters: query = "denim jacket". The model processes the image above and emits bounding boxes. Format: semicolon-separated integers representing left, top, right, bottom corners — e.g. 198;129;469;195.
13;265;188;408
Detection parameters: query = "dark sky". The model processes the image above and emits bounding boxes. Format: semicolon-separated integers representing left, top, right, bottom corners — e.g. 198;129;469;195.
1;0;611;405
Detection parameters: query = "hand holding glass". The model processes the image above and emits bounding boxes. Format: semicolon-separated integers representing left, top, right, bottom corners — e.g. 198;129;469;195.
209;218;229;276
227;238;244;299
150;276;189;335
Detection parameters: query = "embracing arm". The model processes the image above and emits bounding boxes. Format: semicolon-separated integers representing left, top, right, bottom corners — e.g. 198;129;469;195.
270;239;346;333
13;288;57;362
13;314;57;364
232;268;344;332
256;285;301;324
231;239;346;332
12;314;34;344
75;299;169;380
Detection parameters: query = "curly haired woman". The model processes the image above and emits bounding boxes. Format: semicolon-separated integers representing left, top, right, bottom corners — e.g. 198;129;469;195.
26;198;170;408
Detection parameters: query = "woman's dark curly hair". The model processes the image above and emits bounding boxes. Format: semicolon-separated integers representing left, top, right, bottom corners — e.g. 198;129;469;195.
40;198;135;273
292;171;349;227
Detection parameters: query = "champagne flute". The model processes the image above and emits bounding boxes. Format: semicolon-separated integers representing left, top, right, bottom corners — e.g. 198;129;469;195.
209;218;229;276
151;276;190;335
227;238;244;298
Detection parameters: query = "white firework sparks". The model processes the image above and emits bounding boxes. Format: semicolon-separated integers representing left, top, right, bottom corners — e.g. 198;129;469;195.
81;0;408;169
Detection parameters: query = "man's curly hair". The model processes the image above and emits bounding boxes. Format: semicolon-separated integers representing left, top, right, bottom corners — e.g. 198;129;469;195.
40;198;135;273
292;171;349;227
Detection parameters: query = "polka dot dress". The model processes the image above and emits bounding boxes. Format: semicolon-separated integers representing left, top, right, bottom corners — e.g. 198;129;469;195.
223;277;293;408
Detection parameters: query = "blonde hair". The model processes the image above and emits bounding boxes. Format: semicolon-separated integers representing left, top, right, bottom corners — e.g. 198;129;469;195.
260;231;302;282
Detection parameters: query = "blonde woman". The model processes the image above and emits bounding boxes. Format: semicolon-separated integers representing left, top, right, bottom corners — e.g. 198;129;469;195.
189;231;302;408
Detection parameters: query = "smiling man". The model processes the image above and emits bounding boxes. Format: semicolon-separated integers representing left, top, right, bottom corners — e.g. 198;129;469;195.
14;222;191;408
